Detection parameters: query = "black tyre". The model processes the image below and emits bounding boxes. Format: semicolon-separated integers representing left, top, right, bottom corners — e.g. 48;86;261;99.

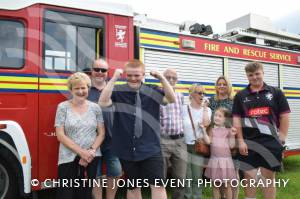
0;158;19;199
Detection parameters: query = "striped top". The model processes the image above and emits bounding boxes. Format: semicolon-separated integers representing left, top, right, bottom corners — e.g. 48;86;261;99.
160;92;184;135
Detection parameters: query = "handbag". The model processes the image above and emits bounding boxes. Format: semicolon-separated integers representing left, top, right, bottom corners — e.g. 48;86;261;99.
187;105;210;157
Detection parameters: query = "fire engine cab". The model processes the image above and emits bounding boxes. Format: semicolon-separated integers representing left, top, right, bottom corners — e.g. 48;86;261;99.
0;0;300;198
0;0;134;198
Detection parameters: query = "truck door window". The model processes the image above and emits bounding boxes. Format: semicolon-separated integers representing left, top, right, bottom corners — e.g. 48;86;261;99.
77;27;96;71
0;20;24;68
44;22;76;71
43;10;104;72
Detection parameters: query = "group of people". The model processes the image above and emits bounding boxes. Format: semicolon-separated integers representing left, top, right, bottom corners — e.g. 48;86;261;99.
54;59;290;199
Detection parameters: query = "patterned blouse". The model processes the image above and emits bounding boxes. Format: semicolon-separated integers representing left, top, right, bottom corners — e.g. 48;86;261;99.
55;100;103;165
209;96;233;115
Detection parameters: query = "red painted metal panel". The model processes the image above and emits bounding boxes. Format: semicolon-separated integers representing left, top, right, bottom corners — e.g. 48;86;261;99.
0;5;40;187
1;3;134;192
107;14;134;74
180;35;300;66
284;149;300;157
36;4;134;187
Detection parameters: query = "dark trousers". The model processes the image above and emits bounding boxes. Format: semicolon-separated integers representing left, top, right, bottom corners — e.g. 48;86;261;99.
56;156;99;199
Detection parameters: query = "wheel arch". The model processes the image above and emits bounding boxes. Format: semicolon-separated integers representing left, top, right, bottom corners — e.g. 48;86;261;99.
0;120;32;195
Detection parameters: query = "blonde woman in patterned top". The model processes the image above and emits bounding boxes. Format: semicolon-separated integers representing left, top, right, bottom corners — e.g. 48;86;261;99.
55;72;105;199
209;75;233;114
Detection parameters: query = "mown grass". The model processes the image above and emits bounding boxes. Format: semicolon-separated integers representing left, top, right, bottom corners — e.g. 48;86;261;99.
201;155;300;199
276;155;300;199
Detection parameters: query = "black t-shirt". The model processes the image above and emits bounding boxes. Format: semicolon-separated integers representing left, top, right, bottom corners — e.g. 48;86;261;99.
232;83;290;148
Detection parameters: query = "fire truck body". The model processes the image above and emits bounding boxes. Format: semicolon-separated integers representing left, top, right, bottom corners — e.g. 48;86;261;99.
0;0;134;197
0;1;300;198
136;17;300;156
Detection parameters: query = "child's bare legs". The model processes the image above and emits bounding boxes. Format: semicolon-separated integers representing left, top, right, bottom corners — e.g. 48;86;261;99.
219;186;226;199
232;170;240;199
224;184;232;199
212;186;221;199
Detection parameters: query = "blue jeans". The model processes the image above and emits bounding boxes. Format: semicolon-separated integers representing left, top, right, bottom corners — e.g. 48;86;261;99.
97;148;122;177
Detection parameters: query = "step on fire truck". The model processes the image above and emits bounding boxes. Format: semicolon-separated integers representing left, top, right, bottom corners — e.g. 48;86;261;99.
0;0;300;198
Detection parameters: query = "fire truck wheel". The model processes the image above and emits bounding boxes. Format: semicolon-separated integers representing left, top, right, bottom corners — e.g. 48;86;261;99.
0;158;19;199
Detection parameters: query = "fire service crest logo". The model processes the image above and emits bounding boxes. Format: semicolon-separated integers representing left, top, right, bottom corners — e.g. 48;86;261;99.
115;25;128;48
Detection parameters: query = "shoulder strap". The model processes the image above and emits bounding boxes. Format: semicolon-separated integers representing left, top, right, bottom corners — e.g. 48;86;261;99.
187;105;198;139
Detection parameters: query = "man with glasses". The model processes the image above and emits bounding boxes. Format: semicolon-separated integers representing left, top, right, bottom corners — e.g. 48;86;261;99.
160;68;187;199
86;59;122;199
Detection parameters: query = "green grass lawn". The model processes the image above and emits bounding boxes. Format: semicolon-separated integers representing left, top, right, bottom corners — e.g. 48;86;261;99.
200;155;300;199
114;155;300;199
276;155;300;199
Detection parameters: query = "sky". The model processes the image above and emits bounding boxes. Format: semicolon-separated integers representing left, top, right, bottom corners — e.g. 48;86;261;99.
105;0;300;35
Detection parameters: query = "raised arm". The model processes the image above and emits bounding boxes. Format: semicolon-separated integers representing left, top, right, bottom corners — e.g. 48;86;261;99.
200;125;211;145
202;101;211;127
229;127;237;149
99;69;122;107
150;70;175;104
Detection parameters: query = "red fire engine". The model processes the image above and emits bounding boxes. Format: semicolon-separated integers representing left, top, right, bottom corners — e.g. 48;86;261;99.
0;1;299;198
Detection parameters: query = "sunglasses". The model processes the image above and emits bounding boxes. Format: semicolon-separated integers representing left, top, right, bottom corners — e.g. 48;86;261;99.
92;68;108;73
194;91;206;95
165;76;177;81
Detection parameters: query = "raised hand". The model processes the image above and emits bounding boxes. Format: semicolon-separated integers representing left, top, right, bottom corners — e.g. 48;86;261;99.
202;98;209;107
150;70;163;81
112;68;123;80
199;124;205;130
230;127;237;136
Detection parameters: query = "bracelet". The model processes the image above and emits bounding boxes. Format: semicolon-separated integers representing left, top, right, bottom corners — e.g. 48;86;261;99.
89;146;96;150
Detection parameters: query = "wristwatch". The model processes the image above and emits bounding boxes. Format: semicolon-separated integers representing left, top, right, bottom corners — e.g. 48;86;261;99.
89;146;96;150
